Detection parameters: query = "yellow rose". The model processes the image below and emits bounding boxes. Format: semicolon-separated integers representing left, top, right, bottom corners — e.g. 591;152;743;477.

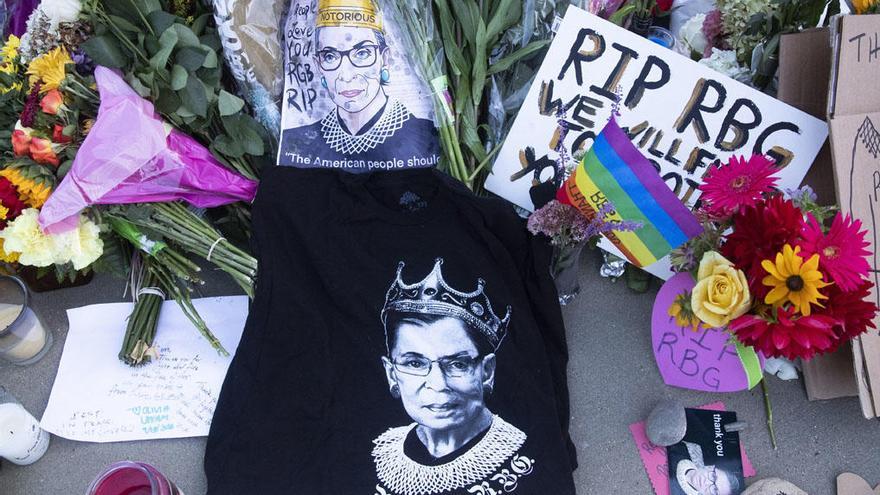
690;251;752;328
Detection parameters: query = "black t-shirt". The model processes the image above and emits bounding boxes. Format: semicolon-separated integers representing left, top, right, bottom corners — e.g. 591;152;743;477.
205;167;577;494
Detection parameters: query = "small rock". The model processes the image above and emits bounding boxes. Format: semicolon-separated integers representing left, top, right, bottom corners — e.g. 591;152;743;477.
743;478;808;495
645;399;686;447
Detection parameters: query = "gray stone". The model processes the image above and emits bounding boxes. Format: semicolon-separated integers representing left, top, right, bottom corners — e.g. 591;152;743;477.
645;399;686;447
743;478;808;495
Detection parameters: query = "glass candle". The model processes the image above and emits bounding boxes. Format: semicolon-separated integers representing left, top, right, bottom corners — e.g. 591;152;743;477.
0;275;52;365
0;386;50;465
647;26;676;49
87;461;183;495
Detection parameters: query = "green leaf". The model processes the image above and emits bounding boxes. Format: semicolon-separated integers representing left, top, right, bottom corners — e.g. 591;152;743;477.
435;0;467;76
450;0;480;48
147;11;178;35
57;160;73;180
487;39;549;75
175;46;207;71
81;35;130;68
212;135;245;158
221;115;264;156
107;14;141;33
127;74;152;97
199;34;222;52
151;28;178;70
180;75;208;117
202;48;218;69
191;13;212;36
171;64;188;90
172;24;201;48
218;90;244;116
154;88;181;114
196;65;222;88
486;0;520;47
471;20;488;106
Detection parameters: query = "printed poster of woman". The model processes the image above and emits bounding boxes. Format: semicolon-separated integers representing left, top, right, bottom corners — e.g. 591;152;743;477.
278;0;440;172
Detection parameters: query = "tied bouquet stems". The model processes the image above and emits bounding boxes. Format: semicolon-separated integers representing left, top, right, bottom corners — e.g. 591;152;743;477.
108;214;229;357
120;255;163;365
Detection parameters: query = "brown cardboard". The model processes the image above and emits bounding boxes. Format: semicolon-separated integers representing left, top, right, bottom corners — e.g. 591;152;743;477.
801;343;860;400
778;28;859;401
827;14;880;418
778;29;838;207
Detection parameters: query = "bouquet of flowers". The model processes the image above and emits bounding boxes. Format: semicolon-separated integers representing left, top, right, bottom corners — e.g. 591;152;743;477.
674;0;841;90
0;0;266;366
669;154;878;361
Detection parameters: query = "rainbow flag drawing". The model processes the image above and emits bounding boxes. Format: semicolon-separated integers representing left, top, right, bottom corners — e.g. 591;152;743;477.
557;118;702;268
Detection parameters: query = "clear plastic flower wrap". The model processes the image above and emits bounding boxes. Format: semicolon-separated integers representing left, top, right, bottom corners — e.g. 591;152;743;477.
38;66;258;234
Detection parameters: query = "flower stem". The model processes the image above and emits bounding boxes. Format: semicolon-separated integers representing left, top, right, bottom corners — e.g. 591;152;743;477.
761;378;777;450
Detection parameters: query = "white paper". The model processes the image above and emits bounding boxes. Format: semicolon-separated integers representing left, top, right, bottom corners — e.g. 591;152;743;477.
486;7;829;279
41;296;248;443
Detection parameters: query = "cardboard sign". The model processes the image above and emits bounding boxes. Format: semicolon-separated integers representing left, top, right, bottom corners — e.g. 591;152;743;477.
486;6;828;278
828;14;880;419
651;273;763;393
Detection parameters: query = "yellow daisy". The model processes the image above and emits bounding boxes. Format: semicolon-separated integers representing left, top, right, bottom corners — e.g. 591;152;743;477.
761;244;831;316
26;46;71;92
1;35;20;62
0;168;52;208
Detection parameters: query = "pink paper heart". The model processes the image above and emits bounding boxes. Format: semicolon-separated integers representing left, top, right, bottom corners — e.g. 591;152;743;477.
651;273;763;392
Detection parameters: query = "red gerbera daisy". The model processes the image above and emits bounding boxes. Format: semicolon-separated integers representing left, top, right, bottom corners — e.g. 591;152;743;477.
729;305;838;360
699;154;779;218
721;196;805;298
798;213;871;291
824;282;878;341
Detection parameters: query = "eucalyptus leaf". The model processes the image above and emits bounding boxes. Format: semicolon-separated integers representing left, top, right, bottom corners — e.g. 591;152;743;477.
197;66;222;87
202;48;218;69
218;90;245;116
127;74;152;97
172;24;201;48
144;34;159;55
176;46;207;71
175;105;196;118
151;29;178;69
107;14;141;33
191;13;211;36
153;91;180;115
57;160;73;180
199;34;222;52
82;35;130;68
212;135;245;158
147;11;177;35
180;75;208;117
171;64;188;90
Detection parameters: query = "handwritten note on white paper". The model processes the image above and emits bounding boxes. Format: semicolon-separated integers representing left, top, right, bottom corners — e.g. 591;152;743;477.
41;296;247;443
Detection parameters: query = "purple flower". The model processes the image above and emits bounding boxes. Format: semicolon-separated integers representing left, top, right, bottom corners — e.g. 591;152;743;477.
528;200;642;247
71;50;94;75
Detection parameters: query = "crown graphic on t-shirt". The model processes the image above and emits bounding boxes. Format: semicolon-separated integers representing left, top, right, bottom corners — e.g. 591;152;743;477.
381;258;511;350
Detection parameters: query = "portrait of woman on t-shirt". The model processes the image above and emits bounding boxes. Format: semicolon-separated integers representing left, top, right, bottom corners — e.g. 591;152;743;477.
372;258;534;495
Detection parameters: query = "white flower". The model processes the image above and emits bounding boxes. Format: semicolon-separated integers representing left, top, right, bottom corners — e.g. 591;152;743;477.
699;48;751;82
0;208;102;269
678;13;708;57
39;0;82;29
0;209;55;267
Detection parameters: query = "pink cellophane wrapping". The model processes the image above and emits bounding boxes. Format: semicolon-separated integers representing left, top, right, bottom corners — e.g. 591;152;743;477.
39;66;258;234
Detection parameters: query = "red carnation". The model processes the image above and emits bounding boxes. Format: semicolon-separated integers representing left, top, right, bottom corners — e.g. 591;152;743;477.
730;306;838;360
52;124;72;144
721;196;805;299
0;176;27;228
824;282;878;341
